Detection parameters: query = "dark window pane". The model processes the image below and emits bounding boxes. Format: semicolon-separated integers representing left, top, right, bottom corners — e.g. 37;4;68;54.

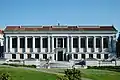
35;54;39;59
89;54;93;58
74;54;78;59
103;38;108;48
97;54;101;59
35;38;40;48
88;38;93;48
20;38;25;48
81;38;85;48
27;54;31;59
20;54;24;59
12;54;16;59
81;54;85;59
43;54;47;59
54;38;56;48
96;38;101;48
73;38;78;48
64;38;67;48
43;38;48;48
28;38;32;48
12;38;17;48
104;54;108;59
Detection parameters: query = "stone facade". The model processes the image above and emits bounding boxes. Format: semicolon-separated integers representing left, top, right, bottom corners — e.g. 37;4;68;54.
4;25;117;61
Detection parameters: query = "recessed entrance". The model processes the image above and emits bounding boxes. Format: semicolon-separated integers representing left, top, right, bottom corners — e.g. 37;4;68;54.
58;51;63;61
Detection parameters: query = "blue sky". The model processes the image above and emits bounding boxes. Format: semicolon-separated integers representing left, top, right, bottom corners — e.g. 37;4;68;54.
0;0;120;35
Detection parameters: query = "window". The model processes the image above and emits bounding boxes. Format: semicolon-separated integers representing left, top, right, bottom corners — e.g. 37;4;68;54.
73;38;78;48
58;38;63;48
43;54;47;59
12;38;17;48
27;54;31;59
81;54;85;59
104;54;108;59
89;54;93;58
35;38;40;48
12;54;16;59
88;38;93;48
27;38;32;48
43;38;48;48
81;38;86;48
20;54;24;59
74;54;78;59
103;38;108;48
97;54;101;59
35;54;39;59
96;38;101;48
20;38;25;48
54;38;56;48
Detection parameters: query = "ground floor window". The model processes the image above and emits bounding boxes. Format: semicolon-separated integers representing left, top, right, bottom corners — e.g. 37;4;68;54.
43;54;47;59
27;54;31;59
35;54;39;59
12;54;16;59
89;54;93;58
104;54;108;59
97;54;101;59
81;54;85;59
20;54;24;59
74;54;78;59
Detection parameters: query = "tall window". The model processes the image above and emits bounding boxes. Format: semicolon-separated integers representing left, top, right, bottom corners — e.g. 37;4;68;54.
89;54;93;58
104;54;108;59
35;38;40;48
58;38;63;48
97;54;101;59
96;38;101;48
43;38;48;48
54;38;56;48
74;54;78;59
88;38;93;48
12;54;16;59
103;37;108;48
20;54;24;59
12;38;17;48
81;54;85;59
35;54;39;59
73;38;78;48
43;54;47;59
20;38;25;48
81;38;86;48
27;54;31;59
27;38;32;48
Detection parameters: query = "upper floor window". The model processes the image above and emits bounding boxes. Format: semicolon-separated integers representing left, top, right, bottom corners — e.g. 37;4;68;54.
43;38;48;48
73;38;78;48
103;37;108;48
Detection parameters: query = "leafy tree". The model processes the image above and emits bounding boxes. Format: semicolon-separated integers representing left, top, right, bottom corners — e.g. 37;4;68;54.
57;68;81;80
0;72;11;80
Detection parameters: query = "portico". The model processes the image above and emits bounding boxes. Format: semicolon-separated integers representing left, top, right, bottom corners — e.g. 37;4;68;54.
4;25;117;61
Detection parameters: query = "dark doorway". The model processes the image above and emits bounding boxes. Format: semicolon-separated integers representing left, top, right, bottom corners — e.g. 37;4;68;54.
58;51;63;61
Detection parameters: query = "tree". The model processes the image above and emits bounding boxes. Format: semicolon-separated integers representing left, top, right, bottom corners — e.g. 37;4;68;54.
0;72;11;80
57;68;81;80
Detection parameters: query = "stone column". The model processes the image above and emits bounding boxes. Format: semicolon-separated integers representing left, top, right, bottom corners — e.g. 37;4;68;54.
5;36;8;53
67;36;69;52
17;36;20;53
71;36;73;52
63;38;64;48
56;38;58;48
108;36;112;52
25;36;27;53
10;37;12;52
52;36;54;52
48;36;50;52
86;36;88;52
33;36;35;52
101;37;104;52
40;37;43;52
78;36;81;52
94;36;96;52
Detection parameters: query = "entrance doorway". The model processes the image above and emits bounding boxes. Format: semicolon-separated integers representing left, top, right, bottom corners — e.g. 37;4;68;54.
58;51;63;61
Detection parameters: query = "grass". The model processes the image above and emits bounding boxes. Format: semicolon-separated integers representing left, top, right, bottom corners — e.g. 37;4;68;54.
39;68;120;80
0;66;120;80
0;66;57;80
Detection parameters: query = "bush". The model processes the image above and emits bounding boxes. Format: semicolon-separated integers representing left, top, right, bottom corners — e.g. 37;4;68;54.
57;68;81;80
0;72;11;80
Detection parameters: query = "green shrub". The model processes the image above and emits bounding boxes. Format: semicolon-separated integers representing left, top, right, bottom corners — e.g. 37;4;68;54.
57;68;81;80
0;72;11;80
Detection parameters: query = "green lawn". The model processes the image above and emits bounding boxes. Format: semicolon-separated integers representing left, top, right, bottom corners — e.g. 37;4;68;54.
39;68;120;80
0;66;57;80
0;66;120;80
